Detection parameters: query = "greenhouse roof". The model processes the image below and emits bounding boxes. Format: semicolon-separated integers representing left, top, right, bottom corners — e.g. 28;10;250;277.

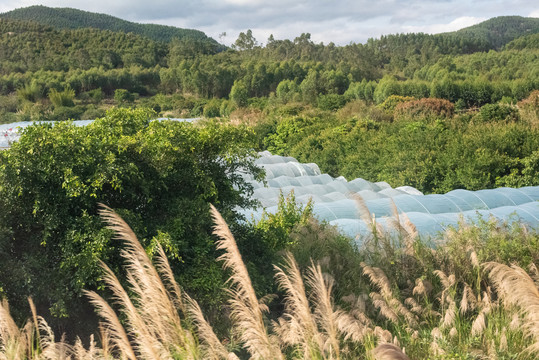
239;152;539;242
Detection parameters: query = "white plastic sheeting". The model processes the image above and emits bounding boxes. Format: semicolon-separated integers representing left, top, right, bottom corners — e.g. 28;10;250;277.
0;118;198;148
240;152;539;239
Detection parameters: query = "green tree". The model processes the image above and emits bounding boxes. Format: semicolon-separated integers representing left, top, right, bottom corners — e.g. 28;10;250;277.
0;108;261;335
233;29;258;51
230;80;248;107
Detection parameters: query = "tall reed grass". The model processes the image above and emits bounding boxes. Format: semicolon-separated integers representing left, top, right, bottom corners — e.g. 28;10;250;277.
1;203;538;359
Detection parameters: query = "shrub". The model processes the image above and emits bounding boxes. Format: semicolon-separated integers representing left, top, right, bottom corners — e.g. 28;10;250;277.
16;80;44;102
203;99;221;118
114;89;134;104
317;94;347;111
49;86;76;108
379;95;415;113
475;103;520;123
394;98;454;122
517;90;539;125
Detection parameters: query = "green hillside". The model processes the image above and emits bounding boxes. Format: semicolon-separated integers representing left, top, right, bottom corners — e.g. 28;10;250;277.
449;15;539;49
0;5;219;44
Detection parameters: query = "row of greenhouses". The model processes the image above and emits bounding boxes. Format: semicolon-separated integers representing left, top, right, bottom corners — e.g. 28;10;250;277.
239;152;539;240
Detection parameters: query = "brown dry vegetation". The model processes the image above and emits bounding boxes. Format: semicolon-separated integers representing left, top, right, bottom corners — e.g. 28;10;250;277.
1;203;539;359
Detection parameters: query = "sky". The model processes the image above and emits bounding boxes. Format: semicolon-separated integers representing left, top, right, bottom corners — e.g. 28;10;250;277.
0;0;538;46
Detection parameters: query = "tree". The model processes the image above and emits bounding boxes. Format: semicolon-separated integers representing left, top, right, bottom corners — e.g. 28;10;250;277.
0;108;261;335
233;29;258;51
230;80;248;107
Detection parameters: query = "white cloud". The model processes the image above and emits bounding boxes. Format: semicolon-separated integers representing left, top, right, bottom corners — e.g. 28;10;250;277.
402;16;487;34
529;9;539;18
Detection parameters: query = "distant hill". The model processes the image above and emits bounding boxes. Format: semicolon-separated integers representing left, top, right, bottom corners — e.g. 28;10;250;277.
447;16;539;49
0;5;220;45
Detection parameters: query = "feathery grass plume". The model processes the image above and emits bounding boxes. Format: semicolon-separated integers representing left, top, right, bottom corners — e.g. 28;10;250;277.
471;310;486;337
441;300;457;329
449;327;457;338
85;289;137;360
370;293;399;324
0;298;28;360
210;204;283;360
433;270;455;291
460;284;478;315
484;262;539;353
400;212;418;244
305;261;340;359
361;263;392;298
412;278;432;297
468;247;479;269
274;251;324;357
371;342;410;360
349;193;372;224
374;327;393;343
500;327;508;351
335;309;372;343
97;205;198;359
404;298;423;315
185;294;238;360
528;263;539;288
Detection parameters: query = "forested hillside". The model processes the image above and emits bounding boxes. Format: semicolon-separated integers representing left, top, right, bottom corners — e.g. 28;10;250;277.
0;5;218;44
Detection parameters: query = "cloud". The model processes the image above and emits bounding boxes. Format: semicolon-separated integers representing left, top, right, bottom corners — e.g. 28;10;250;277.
529;9;539;18
402;16;487;34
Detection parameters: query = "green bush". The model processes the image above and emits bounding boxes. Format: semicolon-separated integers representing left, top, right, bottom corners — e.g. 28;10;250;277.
203;99;221;118
475;103;520;123
317;94;347;111
49;86;76;108
114;88;134;104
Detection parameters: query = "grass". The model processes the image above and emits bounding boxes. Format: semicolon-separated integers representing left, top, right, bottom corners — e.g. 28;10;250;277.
1;203;538;359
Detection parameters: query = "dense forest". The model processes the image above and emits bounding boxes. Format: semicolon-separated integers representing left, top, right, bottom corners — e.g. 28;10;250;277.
1;7;539;359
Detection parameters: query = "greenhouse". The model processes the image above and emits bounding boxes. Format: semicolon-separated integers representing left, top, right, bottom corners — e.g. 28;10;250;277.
239;152;539;240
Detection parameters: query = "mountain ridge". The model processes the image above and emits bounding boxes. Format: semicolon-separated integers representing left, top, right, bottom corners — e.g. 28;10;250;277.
0;5;220;45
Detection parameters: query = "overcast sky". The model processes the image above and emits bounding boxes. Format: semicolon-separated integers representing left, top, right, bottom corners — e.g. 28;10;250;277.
1;1;538;45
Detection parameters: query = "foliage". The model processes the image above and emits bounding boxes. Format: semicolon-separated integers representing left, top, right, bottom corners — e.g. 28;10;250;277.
0;5;218;44
394;98;455;122
378;95;415;113
229;80;248;108
114;88;134;104
0;107;262;335
474;103;520;123
48;85;75;107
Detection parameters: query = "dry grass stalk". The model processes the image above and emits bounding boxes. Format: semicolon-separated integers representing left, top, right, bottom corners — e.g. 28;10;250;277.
371;343;410;360
96;205;198;359
362;264;392;298
185;294;238;360
349;193;372;224
374;327;393;344
484;262;539;353
274;252;324;357
210;204;283;360
441;300;457;329
305;261;340;359
412;278;432;297
471;310;486;337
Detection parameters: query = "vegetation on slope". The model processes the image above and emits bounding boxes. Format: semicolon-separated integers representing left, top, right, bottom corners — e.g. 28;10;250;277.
0;5;218;44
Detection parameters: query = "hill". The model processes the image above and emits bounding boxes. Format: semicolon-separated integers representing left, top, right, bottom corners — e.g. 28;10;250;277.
0;5;220;45
448;15;539;49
